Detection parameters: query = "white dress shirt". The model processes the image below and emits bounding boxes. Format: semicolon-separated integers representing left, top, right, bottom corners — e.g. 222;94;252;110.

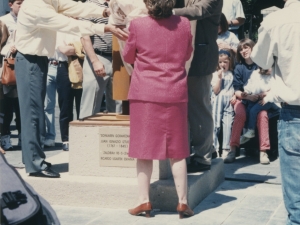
15;0;106;57
222;0;245;30
251;0;300;105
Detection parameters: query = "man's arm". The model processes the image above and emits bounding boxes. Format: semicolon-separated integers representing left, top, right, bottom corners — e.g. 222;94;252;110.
81;36;106;77
57;0;106;19
173;0;222;21
58;45;75;56
228;18;245;27
33;8;128;41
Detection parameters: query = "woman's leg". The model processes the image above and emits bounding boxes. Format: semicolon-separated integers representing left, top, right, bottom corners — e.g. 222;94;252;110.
230;100;247;148
257;110;270;164
257;110;270;151
137;159;153;204
170;158;188;204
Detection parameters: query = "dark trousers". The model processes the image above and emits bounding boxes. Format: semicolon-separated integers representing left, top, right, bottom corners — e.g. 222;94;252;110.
188;75;214;165
2;95;21;135
56;61;82;142
246;101;280;130
15;52;48;173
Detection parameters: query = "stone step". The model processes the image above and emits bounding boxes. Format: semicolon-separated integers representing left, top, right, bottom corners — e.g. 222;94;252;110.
17;152;224;211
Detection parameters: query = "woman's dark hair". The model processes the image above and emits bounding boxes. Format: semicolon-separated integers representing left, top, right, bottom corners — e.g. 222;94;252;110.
236;38;255;63
219;13;229;35
144;0;176;19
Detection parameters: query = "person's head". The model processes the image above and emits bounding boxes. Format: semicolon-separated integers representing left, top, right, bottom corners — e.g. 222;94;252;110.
237;38;255;63
217;49;234;72
9;0;24;16
143;0;176;19
218;13;229;35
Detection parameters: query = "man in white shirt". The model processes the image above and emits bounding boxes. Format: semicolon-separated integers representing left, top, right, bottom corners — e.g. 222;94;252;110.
222;0;245;38
251;0;300;223
14;0;128;178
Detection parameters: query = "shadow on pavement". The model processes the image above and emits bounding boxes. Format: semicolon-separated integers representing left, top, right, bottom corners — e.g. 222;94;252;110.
52;163;68;173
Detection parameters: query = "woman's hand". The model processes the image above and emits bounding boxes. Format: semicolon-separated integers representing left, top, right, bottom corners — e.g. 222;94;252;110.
10;45;17;54
241;91;248;98
230;95;237;105
258;91;268;100
246;94;259;102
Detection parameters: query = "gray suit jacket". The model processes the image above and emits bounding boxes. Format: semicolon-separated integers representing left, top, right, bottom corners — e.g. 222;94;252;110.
174;0;223;76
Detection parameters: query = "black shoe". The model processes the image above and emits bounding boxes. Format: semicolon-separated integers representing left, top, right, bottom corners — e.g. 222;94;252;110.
62;143;69;151
29;167;60;178
43;161;52;167
212;151;218;159
187;161;211;173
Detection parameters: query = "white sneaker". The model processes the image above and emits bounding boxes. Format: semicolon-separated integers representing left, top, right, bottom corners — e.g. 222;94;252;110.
240;135;250;145
44;139;55;147
243;129;255;139
260;152;270;165
222;149;236;163
1;135;13;150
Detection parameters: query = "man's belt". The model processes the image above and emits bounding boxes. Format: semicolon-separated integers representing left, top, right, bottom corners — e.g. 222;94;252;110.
49;59;58;65
94;49;112;57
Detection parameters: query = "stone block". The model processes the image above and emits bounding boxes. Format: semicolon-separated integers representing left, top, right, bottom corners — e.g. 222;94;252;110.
69;120;172;180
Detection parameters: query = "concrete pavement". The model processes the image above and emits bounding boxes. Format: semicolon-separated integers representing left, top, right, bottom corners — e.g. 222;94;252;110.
3;106;287;225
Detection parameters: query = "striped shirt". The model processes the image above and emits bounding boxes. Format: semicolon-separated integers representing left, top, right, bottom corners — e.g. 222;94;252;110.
83;0;112;54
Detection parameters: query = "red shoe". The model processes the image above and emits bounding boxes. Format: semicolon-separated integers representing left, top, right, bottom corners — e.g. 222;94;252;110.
177;203;194;219
128;202;152;218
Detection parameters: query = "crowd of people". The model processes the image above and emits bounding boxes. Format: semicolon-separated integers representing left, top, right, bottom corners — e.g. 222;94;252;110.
0;0;299;223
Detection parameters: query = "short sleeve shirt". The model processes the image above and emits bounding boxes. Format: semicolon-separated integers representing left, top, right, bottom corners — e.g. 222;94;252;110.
222;0;245;30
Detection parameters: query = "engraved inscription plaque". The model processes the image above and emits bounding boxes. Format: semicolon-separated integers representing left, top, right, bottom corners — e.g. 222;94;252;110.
99;126;136;167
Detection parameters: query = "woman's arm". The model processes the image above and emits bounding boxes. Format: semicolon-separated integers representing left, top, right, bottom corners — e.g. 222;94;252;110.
235;90;259;102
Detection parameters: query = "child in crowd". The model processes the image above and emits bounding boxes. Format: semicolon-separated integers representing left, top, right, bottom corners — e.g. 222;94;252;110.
211;49;235;158
240;68;280;144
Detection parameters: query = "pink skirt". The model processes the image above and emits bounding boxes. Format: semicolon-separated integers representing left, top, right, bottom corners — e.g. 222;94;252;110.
128;100;189;160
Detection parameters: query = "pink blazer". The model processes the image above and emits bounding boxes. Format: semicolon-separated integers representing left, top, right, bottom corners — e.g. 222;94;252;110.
123;15;193;103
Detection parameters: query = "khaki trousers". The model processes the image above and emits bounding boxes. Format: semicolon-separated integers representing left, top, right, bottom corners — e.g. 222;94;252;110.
188;74;214;165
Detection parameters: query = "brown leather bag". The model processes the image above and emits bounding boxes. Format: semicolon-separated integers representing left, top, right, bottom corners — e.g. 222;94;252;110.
1;52;15;86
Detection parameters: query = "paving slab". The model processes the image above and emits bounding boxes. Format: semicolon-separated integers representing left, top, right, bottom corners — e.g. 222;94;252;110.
50;180;287;225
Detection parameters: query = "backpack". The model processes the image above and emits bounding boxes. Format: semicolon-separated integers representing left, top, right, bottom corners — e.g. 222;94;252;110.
0;153;60;225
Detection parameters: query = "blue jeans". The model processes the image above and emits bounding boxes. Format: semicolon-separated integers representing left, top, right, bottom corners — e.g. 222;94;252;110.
278;105;300;225
246;101;279;130
44;63;57;141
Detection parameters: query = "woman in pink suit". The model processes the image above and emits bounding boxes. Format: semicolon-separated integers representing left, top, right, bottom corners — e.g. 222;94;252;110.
123;0;194;219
